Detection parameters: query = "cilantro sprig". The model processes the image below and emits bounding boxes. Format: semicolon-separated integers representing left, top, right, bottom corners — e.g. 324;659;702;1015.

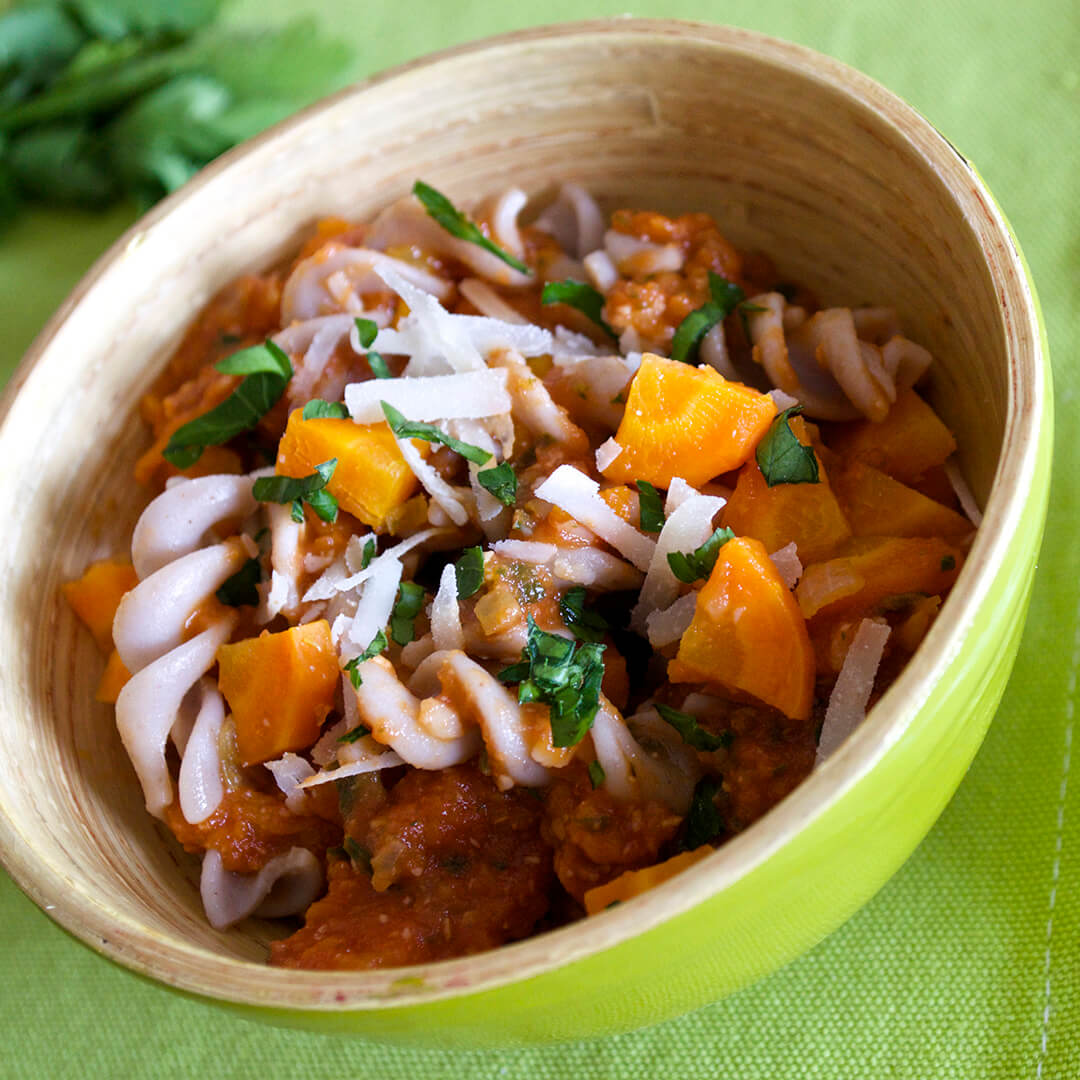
477;461;517;506
670;271;761;366
541;279;616;339
253;458;338;524
498;617;606;748
636;480;665;533
342;630;387;688
667;526;735;584
756;406;820;487
559;586;609;644
389;581;426;646
163;340;292;467
413;180;530;274
454;546;485;599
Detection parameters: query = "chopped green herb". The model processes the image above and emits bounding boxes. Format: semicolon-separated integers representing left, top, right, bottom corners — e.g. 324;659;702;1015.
163;340;292;467
941;555;956;572
588;760;606;789
501;617;606;748
343;836;372;874
636;480;666;533
252;458;338;524
380;401;492;466
342;629;388;688
389;581;426;646
302;398;349;420
359;537;376;570
667;526;735;584
611;389;626;405
756;406;820;487
412;179;530;274
670;272;747;365
215;555;261;607
541;279;616;338
737;300;768;343
353;317;378;348
368;351;391;379
682;777;724;850
477;461;517;506
338;724;371;744
655;703;732;752
559;586;609;644
454;546;485;599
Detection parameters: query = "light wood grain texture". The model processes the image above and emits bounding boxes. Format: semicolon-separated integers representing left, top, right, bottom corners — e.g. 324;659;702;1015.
0;20;1045;1024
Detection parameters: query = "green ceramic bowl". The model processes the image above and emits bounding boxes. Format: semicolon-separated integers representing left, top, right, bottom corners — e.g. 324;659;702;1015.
0;20;1050;1046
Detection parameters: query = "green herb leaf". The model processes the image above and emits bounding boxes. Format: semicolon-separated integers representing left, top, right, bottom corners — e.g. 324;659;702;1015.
343;836;372;874
670;272;746;365
941;555;956;572
215;555;261;607
302;398;349;420
360;537;376;570
342;629;387;688
588;760;606;789
252;458;338;524
541;279;616;339
477;462;517;507
6;122;116;206
636;480;665;533
502;617;606;748
163;340;292;467
755;406;820;487
666;526;735;584
353;316;378;348
655;703;732;752
682;778;724;850
0;6;86;111
69;0;223;41
454;546;485;599
380;401;492;466
368;352;392;379
338;724;371;744
559;586;609;644
413;179;530;274
389;581;426;647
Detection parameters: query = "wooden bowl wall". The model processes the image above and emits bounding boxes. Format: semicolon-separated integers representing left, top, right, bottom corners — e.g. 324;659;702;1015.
0;20;1048;1043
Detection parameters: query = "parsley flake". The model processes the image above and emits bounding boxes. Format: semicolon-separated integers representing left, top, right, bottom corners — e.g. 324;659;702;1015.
342;630;387;688
380;401;493;466
588;760;606;789
413;180;530;274
215;556;261;607
163;340;292;467
354;317;391;378
389;581;426;646
338;724;371;744
454;546;485;599
756;406;820;487
541;279;616;339
636;479;666;533
477;461;517;506
302;398;349;420
681;777;724;851
670;272;747;365
667;526;735;584
655;703;732;752
252;458;339;524
559;586;609;644
359;537;376;570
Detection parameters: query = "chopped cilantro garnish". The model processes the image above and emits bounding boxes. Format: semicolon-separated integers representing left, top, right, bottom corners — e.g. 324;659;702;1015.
215;556;261;607
454;546;485;599
500;617;606;748
670;272;747;365
359;537;376;569
338;724;371;744
389;581;426;646
636;479;666;533
477;461;517;506
667;526;735;584
559;586;609;644
655;703;732;752
353;316;391;378
541;279;616;339
252;458;339;524
302;398;349;420
342;630;387;688
413;180;530;274
380;401;493;466
163;340;292;467
681;777;724;850
588;760;606;789
756;406;820;487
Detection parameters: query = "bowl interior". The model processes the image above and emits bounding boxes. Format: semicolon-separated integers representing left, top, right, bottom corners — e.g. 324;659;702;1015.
0;21;1037;1008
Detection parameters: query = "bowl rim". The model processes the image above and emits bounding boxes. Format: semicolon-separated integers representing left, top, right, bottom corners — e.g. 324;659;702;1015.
0;16;1048;1011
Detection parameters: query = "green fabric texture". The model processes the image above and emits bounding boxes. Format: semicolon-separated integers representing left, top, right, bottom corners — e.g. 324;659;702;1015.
1;0;1077;1076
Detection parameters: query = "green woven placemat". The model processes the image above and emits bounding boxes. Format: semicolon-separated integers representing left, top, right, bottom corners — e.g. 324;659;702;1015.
1;2;1077;1077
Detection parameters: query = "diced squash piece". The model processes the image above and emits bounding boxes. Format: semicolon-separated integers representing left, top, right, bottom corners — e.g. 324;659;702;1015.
825;388;957;485
894;595;943;653
217;620;339;766
669;536;814;721
62;559;139;652
95;649;131;703
583;846;715;915
599;484;639;526
796;538;963;620
722;418;852;564
601;353;776;489
384;494;429;536
276;409;418;530
833;461;974;539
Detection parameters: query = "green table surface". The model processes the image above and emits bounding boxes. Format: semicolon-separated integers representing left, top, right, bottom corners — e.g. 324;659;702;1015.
2;1;1077;1077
